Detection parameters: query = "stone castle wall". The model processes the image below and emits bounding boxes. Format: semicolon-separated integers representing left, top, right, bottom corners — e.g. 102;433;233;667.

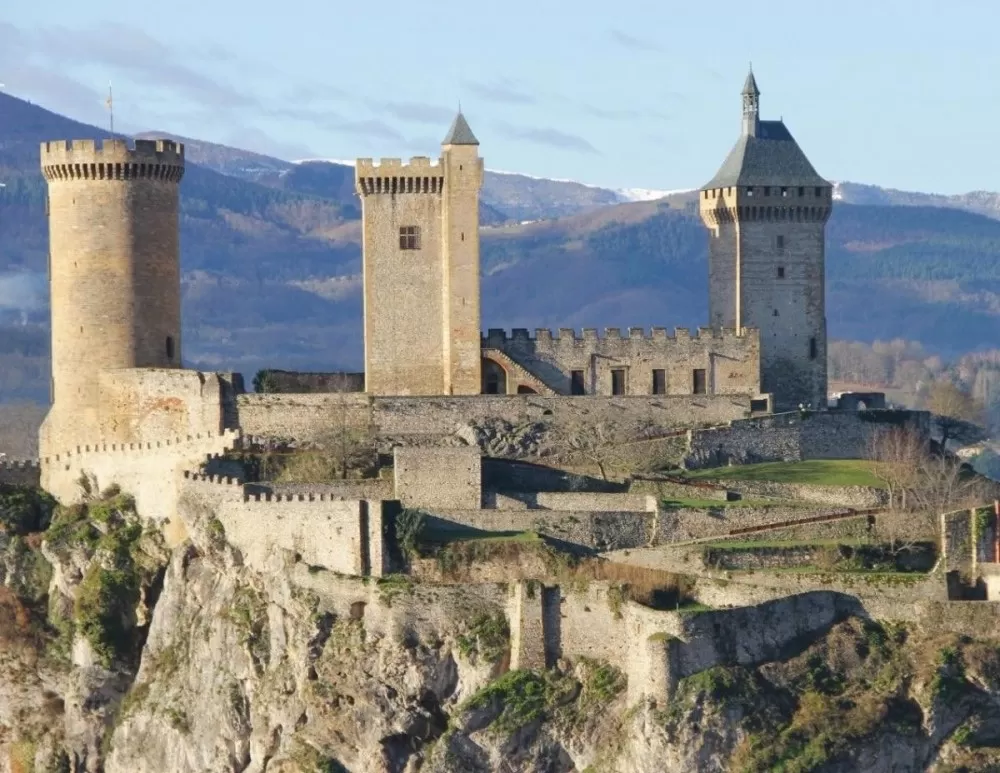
236;393;759;446
178;472;390;577
41;429;240;545
685;409;931;468
0;460;41;488
258;370;364;394
507;581;854;703
483;326;762;397
96;368;242;446
393;447;482;510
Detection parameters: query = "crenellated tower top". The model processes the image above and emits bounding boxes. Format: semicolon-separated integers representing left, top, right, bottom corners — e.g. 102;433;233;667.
40;138;185;182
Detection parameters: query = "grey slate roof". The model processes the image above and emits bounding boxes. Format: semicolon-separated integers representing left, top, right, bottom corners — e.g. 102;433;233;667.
742;69;759;96
702;120;829;189
442;112;479;146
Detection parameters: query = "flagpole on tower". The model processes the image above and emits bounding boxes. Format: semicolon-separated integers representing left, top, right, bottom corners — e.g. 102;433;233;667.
106;82;114;136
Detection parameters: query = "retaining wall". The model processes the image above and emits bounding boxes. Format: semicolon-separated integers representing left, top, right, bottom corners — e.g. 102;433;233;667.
685;410;931;469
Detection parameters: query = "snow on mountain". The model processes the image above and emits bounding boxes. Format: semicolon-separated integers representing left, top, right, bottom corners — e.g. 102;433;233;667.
614;187;692;202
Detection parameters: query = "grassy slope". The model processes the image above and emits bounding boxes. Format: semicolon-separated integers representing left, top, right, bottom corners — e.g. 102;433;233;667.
683;460;885;488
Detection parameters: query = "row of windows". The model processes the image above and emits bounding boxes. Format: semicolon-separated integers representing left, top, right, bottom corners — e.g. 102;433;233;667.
571;368;706;396
704;186;827;199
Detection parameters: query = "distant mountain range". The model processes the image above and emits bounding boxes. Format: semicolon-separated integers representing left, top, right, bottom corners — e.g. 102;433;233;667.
1;92;998;404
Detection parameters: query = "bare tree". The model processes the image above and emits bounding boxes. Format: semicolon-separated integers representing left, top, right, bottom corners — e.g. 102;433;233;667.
924;380;986;448
867;427;927;510
868;425;990;516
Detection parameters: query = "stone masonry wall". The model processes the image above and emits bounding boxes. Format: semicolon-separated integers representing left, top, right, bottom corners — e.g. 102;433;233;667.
96;368;241;446
42;429;240;545
482;327;761;397
237;393;758;446
394;447;482;510
685;409;931;468
179;473;389;577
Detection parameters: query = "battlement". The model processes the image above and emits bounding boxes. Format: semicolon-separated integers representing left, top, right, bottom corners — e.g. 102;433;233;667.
0;459;42;488
482;326;758;345
355;156;445;195
41;138;185;182
42;429;240;465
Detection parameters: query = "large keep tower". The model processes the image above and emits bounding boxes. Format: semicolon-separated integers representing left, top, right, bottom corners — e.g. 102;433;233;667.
356;112;483;395
699;71;832;409
39;138;185;456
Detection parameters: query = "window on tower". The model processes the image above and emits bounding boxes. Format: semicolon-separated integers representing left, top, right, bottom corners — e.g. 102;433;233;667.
763;187;771;196
746;187;754;197
798;187;805;197
652;369;666;395
814;187;823;197
776;235;785;249
810;337;818;360
777;266;786;279
781;187;788;197
399;226;421;250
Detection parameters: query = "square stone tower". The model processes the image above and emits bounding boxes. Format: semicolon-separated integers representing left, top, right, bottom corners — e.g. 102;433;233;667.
355;112;483;395
699;70;832;410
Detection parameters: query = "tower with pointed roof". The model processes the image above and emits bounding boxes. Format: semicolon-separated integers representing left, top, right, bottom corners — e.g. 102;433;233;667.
354;112;483;395
699;71;832;409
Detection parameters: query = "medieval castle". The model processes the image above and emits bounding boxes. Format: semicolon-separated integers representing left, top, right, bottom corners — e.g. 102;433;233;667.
10;72;989;723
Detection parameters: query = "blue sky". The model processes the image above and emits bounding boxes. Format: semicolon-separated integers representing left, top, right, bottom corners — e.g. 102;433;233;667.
0;0;995;193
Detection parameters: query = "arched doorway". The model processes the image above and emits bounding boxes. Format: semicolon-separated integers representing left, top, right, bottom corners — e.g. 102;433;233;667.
516;385;537;394
482;358;508;394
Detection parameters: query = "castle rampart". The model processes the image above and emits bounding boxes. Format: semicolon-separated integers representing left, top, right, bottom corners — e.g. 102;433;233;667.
482;326;762;397
0;460;41;488
40;139;184;182
178;469;390;577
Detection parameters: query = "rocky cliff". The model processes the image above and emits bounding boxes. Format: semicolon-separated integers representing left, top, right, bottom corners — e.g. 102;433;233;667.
1;483;1000;772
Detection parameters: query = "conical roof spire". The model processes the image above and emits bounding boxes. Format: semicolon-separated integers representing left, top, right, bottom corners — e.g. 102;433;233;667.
442;110;479;146
742;66;760;97
741;66;760;137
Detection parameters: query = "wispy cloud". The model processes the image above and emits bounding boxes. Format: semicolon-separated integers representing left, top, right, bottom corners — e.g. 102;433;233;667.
373;100;455;125
609;29;662;53
30;23;258;110
495;121;599;154
464;79;536;106
329;119;405;141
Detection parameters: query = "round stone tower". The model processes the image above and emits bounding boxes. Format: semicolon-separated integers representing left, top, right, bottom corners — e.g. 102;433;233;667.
39;138;185;456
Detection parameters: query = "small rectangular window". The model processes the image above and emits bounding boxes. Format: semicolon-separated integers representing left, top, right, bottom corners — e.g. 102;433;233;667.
810;337;818;360
798;186;805;196
570;370;585;395
814;187;823;197
692;369;707;395
776;235;785;249
652;369;666;395
611;369;626;396
399;226;421;250
777;266;785;278
780;187;788;197
166;336;175;360
746;187;754;197
763;187;770;196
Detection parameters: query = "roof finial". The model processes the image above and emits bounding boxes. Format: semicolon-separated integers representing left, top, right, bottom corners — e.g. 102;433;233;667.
741;67;760;137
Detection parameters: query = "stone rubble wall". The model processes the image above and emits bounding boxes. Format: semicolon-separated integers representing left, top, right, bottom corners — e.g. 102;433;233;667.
236;393;757;446
685;409;931;469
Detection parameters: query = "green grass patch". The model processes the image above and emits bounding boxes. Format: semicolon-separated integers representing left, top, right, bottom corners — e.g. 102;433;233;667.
462;669;575;735
683;460;884;488
456;612;509;664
